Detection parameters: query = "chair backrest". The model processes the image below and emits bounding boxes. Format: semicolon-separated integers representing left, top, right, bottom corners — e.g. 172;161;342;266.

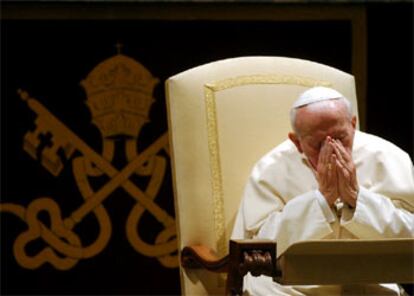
165;56;358;295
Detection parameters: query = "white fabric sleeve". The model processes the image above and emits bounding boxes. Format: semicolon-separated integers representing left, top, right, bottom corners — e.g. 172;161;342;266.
341;186;414;238
256;190;334;256
315;190;337;223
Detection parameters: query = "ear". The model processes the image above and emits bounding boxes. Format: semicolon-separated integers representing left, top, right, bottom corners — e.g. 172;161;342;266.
288;132;303;153
351;116;357;129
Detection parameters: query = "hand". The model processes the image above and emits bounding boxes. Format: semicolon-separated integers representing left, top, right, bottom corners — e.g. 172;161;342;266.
316;137;339;206
332;139;359;208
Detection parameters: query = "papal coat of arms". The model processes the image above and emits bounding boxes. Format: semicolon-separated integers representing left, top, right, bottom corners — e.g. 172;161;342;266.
0;50;178;270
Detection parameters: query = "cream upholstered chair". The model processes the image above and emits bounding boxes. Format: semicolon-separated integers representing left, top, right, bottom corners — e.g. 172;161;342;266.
165;56;361;295
166;57;414;295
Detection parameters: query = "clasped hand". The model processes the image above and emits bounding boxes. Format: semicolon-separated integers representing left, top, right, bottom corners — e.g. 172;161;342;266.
316;137;358;208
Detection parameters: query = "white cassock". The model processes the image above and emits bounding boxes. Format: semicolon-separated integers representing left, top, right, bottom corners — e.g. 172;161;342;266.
231;131;414;296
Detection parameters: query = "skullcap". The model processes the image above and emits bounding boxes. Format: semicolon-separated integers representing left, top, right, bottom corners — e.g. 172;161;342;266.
293;86;345;109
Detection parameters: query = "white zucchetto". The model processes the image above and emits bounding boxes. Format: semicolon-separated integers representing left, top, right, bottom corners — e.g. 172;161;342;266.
293;86;345;109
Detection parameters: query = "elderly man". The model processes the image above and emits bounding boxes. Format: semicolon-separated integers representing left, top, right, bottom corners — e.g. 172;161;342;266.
231;86;414;295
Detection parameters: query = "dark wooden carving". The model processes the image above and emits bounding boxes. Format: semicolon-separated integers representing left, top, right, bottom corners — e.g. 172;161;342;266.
228;240;280;295
181;240;279;296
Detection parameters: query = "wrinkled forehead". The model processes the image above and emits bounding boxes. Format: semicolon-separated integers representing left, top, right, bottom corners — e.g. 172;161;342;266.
296;100;351;135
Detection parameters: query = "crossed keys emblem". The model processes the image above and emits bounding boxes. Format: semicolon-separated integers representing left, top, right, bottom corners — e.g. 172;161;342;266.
0;53;178;269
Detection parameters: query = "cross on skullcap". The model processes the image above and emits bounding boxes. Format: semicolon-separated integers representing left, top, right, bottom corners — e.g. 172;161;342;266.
293;86;345;109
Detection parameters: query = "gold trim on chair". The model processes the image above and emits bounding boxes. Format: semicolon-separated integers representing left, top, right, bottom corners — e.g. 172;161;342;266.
204;74;331;256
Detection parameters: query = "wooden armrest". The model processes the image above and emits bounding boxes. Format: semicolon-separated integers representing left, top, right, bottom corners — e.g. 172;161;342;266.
181;245;229;273
181;240;279;295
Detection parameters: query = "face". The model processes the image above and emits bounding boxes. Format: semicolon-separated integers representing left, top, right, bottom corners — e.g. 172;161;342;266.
288;100;356;169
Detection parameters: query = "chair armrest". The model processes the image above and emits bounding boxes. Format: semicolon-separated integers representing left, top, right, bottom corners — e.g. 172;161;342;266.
181;245;229;273
181;240;280;296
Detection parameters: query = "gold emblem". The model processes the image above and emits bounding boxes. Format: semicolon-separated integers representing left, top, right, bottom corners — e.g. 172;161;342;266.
0;50;178;269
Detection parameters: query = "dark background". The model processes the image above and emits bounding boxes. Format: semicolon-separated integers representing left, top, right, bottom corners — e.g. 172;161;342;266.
1;2;413;295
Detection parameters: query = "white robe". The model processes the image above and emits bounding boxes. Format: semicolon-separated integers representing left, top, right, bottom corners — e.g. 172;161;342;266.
231;131;414;296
